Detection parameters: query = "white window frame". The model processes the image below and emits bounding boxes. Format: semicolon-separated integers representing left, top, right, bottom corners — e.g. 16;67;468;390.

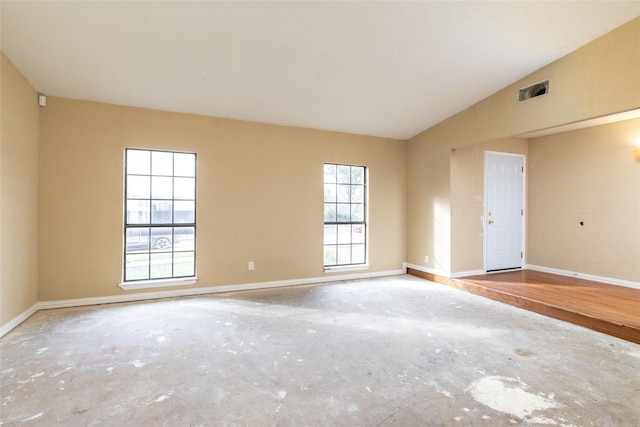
120;149;197;289
323;163;368;271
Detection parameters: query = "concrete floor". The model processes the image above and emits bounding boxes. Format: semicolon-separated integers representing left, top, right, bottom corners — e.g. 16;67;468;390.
1;275;639;426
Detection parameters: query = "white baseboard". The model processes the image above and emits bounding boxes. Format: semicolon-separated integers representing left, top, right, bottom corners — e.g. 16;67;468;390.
1;268;406;339
450;269;486;279
0;304;39;339
526;264;640;290
404;263;487;280
403;262;450;278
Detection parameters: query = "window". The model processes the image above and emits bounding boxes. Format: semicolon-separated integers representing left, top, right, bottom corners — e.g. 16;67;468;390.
323;163;367;267
124;149;196;282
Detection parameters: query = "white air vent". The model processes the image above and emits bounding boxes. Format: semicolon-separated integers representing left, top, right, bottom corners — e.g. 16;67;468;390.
519;80;549;101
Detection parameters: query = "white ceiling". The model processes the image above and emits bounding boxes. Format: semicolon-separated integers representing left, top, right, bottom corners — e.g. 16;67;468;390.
2;1;639;140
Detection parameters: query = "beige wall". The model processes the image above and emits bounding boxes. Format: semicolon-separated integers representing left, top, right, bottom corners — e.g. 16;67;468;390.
528;119;640;282
2;16;639;330
38;98;406;301
1;54;40;325
450;138;528;273
408;17;640;276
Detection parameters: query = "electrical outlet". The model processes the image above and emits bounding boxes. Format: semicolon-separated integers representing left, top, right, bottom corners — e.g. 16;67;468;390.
248;261;254;271
424;255;429;263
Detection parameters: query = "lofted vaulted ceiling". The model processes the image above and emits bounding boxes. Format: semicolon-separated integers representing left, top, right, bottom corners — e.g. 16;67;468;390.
1;1;639;139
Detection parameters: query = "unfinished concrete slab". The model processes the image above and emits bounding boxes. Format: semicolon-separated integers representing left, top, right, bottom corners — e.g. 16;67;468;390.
1;275;639;426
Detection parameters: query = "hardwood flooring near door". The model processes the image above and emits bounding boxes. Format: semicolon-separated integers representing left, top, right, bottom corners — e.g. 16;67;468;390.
408;268;640;344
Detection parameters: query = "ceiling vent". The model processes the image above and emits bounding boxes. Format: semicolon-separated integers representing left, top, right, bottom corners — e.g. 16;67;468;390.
519;80;549;101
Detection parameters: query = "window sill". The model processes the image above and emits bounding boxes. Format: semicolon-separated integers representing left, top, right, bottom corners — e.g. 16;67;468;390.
323;264;370;273
119;277;198;291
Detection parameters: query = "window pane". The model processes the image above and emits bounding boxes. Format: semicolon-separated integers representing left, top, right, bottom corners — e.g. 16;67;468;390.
337;165;351;183
151;227;173;252
324;164;337;183
175;227;195;251
337;185;350;202
336;204;350;222
174;153;195;177
127;175;150;199
152;151;173;176
174;201;195;223
324;225;337;245
174;252;195;277
352;244;365;264
126;253;149;281
352;224;365;243
351;204;364;222
324;204;336;222
351;186;364;203
338;224;351;244
337;245;351;264
324;184;336;203
351;167;364;184
174;177;195;200
152;176;173;199
324;246;336;265
150;253;172;279
152;200;173;224
127;150;150;175
126;228;150;253
126;200;150;224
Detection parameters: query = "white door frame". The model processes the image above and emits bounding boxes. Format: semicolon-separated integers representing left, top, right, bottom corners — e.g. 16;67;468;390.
483;151;526;272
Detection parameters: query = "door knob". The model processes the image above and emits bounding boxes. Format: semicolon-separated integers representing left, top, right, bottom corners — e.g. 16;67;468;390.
488;219;494;225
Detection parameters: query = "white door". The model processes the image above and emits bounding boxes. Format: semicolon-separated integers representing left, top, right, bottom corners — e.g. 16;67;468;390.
485;152;525;271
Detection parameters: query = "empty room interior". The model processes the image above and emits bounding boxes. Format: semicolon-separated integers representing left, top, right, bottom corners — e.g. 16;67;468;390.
1;2;639;426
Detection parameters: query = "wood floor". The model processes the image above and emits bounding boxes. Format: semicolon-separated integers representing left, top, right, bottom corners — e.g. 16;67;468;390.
407;268;640;344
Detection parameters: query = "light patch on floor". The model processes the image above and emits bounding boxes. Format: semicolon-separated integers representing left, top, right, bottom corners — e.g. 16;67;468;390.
467;376;567;425
153;390;174;403
22;413;43;421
